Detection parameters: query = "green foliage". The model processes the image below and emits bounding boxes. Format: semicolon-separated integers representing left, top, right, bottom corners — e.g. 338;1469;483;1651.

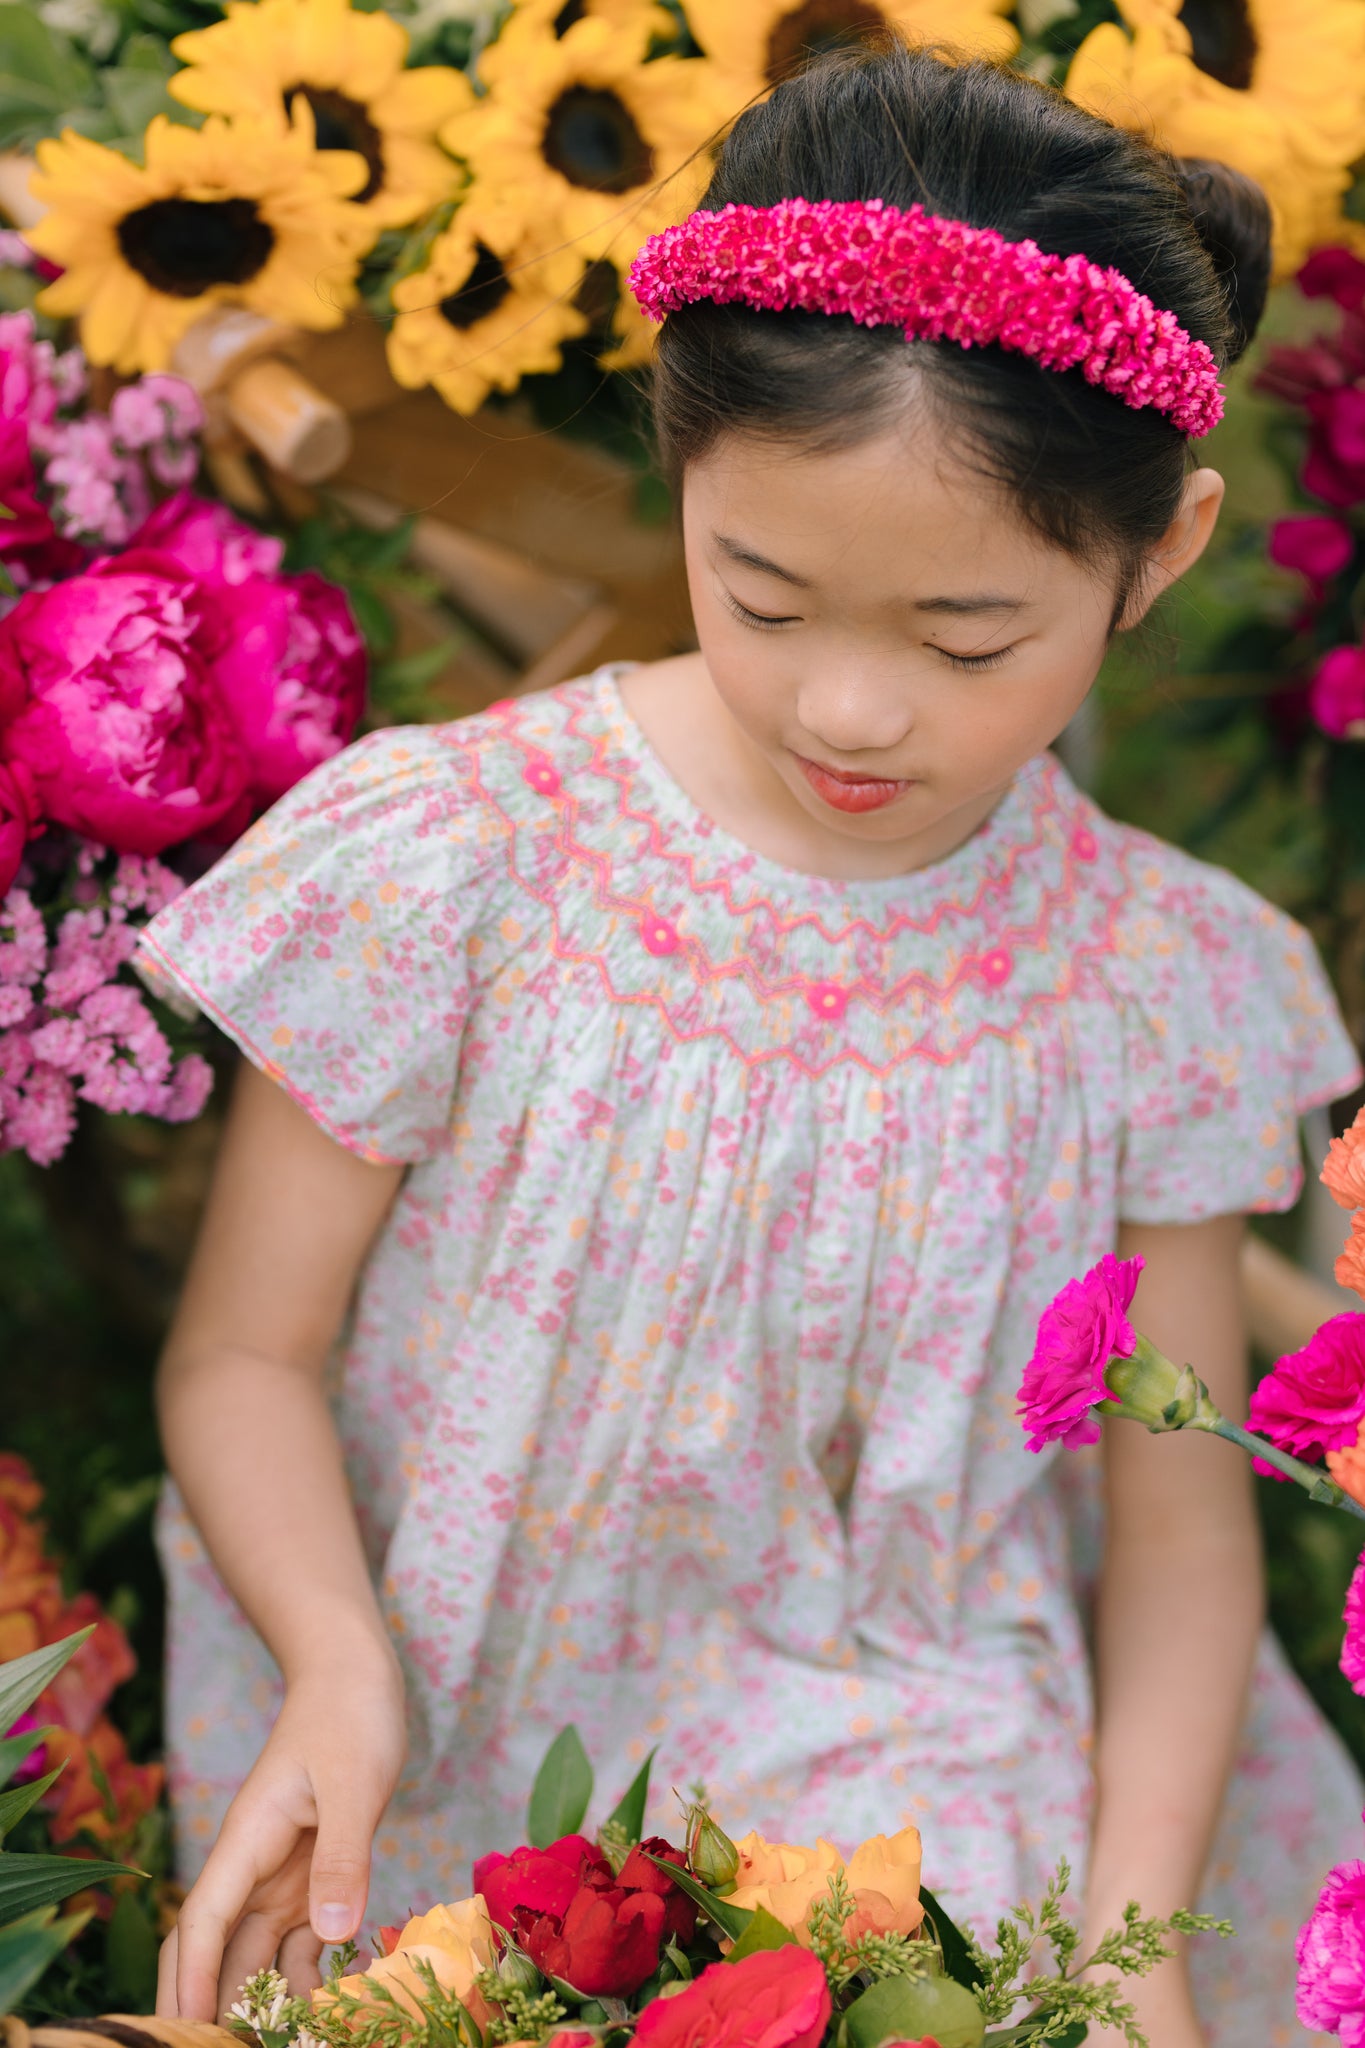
843;1972;984;2048
604;1745;656;1844
526;1725;593;1847
0;1907;93;2016
725;1906;799;1963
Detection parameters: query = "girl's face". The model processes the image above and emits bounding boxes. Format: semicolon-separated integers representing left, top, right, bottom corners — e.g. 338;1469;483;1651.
681;403;1221;873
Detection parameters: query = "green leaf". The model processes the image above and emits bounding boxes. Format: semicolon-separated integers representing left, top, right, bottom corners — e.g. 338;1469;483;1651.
604;1749;656;1846
0;1905;91;2015
0;1629;92;1737
0;1727;51;1792
645;1855;752;1940
526;1726;594;1848
104;1888;160;2009
0;1766;63;1842
0;1849;142;1921
724;1905;798;1963
920;1882;982;1991
843;1973;985;2048
0;6;94;146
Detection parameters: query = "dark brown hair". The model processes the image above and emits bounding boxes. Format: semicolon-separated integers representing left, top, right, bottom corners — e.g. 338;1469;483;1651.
651;41;1272;595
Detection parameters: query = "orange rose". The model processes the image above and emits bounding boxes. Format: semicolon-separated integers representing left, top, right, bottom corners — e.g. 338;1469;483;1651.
1338;1213;1365;1301
1324;1113;1365;1212
1328;1418;1365;1510
324;1899;495;2033
727;1828;922;1945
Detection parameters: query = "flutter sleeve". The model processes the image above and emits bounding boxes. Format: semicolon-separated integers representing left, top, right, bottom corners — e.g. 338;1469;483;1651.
1115;853;1361;1223
136;724;498;1165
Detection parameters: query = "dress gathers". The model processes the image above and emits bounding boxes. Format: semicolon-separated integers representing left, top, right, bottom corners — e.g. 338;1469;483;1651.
139;671;1362;2046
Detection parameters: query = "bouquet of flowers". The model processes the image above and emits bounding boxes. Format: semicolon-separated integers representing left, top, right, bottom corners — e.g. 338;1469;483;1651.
0;265;367;1167
1014;1108;1365;2043
228;1731;1223;2048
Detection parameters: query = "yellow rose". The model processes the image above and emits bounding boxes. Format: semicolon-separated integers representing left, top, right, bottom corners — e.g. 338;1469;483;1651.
727;1827;923;1945
320;1898;495;2033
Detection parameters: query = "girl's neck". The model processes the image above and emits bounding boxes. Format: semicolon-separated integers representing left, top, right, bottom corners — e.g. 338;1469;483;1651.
617;654;1015;884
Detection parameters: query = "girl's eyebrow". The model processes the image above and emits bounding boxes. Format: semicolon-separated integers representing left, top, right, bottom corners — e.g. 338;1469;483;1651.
715;534;813;586
915;593;1032;615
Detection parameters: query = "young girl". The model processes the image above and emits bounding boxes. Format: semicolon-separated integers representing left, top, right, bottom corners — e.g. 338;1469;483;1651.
140;42;1362;2048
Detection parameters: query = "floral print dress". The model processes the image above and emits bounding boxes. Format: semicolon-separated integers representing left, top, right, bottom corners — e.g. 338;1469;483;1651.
139;670;1362;2046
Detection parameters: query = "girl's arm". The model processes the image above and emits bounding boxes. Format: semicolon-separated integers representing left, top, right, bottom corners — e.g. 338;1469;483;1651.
1084;1212;1262;2045
155;1060;407;2022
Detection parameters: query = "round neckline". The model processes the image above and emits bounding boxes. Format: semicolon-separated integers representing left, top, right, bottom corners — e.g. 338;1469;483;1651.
594;665;1049;909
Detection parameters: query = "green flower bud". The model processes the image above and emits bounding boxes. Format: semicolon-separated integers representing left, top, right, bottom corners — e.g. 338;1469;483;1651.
1099;1334;1222;1434
687;1808;740;1889
494;1947;542;1997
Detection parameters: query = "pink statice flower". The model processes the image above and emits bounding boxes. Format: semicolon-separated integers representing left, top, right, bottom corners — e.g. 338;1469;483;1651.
1297;1857;1365;2045
1248;1313;1365;1473
1017;1252;1145;1453
1343;1555;1365;1697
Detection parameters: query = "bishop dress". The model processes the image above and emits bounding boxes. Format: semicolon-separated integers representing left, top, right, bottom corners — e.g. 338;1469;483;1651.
139;670;1363;2045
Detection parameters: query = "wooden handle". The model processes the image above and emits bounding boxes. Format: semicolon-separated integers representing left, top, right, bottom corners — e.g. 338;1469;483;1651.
225;358;352;484
20;2023;238;2048
0;152;41;229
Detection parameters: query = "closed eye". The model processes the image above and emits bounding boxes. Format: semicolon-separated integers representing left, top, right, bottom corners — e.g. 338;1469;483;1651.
722;589;801;632
933;643;1016;673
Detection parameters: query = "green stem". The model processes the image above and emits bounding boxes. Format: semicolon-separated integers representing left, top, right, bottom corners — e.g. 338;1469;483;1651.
1198;1416;1365;1520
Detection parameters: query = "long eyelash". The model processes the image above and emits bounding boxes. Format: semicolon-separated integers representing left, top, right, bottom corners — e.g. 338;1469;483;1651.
937;645;1015;673
722;590;797;632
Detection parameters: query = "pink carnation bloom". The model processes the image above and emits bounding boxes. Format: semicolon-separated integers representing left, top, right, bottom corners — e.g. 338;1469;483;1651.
1248;1313;1365;1472
1017;1252;1145;1453
1311;645;1365;739
1343;1555;1365;1697
1297;1858;1365;2046
1269;514;1354;587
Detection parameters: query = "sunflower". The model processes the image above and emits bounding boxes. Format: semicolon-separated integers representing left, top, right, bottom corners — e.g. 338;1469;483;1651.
486;0;675;52
441;13;732;266
27;105;375;373
1065;0;1365;276
683;0;1015;114
167;0;470;231
386;210;589;413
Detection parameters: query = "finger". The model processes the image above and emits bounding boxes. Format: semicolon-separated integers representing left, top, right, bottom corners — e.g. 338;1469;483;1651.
157;1925;181;2018
308;1775;383;1946
219;1910;297;2022
278;1922;325;1997
176;1800;306;2020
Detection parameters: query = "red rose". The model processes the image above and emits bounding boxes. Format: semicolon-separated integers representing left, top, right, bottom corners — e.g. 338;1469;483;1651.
617;1837;699;1946
633;1948;832;2048
474;1834;597;1929
518;1880;666;1998
0;550;248;855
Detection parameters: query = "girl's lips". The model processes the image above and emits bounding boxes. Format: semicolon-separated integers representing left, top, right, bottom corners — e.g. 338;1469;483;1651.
794;753;915;814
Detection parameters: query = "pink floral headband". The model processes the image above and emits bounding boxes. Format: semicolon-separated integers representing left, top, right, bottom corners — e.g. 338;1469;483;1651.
629;197;1225;439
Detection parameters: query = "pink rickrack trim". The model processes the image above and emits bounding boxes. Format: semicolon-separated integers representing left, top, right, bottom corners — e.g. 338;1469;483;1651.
629;198;1225;439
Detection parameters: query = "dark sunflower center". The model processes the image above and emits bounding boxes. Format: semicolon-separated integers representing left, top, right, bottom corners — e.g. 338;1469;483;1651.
765;0;886;86
439;243;512;329
116;197;274;298
542;86;654;193
1176;0;1257;90
553;0;586;33
284;84;386;202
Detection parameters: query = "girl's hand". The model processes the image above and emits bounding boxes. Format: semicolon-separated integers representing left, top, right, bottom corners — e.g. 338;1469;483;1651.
157;1646;406;2022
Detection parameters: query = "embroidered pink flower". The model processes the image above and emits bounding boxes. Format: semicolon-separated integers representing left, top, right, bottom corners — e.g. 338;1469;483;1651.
523;759;562;797
640;915;680;957
977;947;1013;987
1248;1314;1365;1472
1297;1858;1365;2045
805;980;848;1021
1070;825;1098;862
1311;645;1365;740
0;553;249;855
1017;1252;1145;1453
1269;514;1354;588
1342;1554;1365;1696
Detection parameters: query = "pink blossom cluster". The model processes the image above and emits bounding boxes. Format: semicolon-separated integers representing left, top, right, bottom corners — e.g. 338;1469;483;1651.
1298;1855;1365;2045
0;851;211;1165
1015;1251;1144;1453
629;197;1226;437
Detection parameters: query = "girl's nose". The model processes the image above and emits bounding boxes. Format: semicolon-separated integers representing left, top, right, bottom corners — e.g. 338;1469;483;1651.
795;667;915;759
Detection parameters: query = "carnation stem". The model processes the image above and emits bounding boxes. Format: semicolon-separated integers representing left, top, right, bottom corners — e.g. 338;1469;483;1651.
1198;1416;1365;1520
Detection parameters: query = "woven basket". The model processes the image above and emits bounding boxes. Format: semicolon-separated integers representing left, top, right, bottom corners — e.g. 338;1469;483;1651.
3;2021;237;2048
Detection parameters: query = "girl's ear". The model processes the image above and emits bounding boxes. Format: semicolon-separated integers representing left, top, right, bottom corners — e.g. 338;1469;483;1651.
1114;466;1226;632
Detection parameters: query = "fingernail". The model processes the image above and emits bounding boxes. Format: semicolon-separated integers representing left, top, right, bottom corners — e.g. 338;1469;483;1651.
314;1904;354;1940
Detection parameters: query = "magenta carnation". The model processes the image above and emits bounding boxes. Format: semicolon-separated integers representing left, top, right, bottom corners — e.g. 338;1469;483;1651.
1300;246;1365;314
1017;1252;1145;1454
1311;645;1365;739
1344;1555;1365;1697
1297;1859;1365;2045
1305;387;1365;509
1248;1313;1365;1473
0;551;248;855
1269;514;1354;587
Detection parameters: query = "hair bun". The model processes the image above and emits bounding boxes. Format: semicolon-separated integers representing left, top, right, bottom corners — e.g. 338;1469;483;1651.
1175;156;1273;364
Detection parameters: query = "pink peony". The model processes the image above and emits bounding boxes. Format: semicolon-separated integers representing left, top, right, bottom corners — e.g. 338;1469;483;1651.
0;552;248;855
1269;514;1354;587
206;570;366;805
1310;645;1365;739
1248;1314;1365;1471
1017;1253;1145;1453
0;760;38;898
1297;1858;1365;2045
1300;247;1365;314
1343;1554;1365;1696
132;490;283;585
